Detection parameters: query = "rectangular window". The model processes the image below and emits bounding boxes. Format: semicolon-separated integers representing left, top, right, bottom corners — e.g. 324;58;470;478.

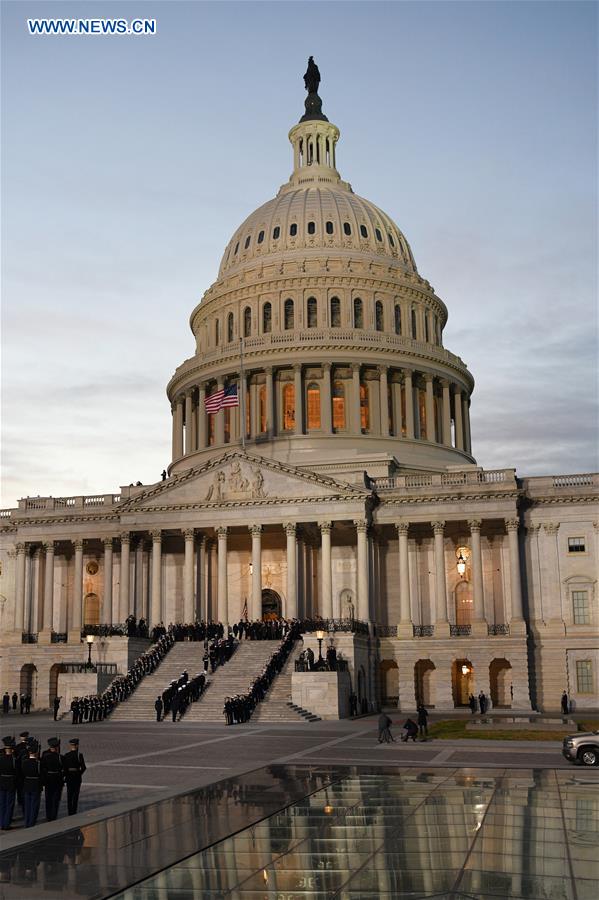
576;659;594;694
572;591;591;625
568;537;586;553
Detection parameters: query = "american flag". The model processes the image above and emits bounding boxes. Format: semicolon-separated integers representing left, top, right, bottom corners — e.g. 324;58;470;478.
205;383;238;414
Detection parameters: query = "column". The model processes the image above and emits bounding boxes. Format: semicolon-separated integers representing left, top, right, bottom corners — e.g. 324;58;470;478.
134;538;144;620
319;522;332;619
355;520;369;622
392;375;403;436
263;367;273;437
285;523;297;619
150;530;162;627
119;533;130;622
403;368;415;439
249;525;262;621
102;538;113;625
215;378;225;445
250;377;259;438
191;390;198;450
197;384;207;449
463;395;472;453
432;521;449;631
30;548;43;634
184;529;195;623
197;534;205;621
217;527;228;624
441;379;452;446
14;542;26;632
184;391;193;455
453;387;464;449
379;366;389;436
39;541;54;634
424;374;435;441
396;523;412;637
296;533;305;619
468;519;487;634
72;539;84;633
174;396;184;459
294;365;304;434
351;363;361;432
505;519;525;634
321;363;332;432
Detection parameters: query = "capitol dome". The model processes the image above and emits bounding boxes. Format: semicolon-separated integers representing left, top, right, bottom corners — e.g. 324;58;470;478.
167;64;475;480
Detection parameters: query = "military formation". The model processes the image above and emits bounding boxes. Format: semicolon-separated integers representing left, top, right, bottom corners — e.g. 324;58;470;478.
0;732;86;830
2;692;32;715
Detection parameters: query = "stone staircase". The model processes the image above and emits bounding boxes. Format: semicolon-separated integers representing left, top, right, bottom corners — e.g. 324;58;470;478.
252;646;321;723
184;640;282;722
110;642;207;721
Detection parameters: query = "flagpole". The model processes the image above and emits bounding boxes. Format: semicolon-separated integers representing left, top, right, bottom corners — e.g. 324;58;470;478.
239;336;246;451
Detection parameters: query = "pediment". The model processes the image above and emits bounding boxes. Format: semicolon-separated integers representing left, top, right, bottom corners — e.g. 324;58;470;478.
121;451;366;510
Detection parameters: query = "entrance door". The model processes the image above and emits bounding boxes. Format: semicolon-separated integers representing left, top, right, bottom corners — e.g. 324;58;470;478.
261;589;282;621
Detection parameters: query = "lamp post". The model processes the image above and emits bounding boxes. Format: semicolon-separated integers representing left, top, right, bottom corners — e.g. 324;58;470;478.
316;629;325;668
86;633;95;669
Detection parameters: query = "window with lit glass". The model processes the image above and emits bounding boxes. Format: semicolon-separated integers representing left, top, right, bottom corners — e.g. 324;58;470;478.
360;383;369;431
307;297;317;328
227;312;234;343
258;385;266;433
243;306;252;338
353;297;363;329
394;304;401;335
576;659;593;693
418;389;427;439
573;591;591;625
307;383;321;430
455;581;473;625
568;537;586;553
330;296;341;327
375;300;384;332
332;381;346;430
262;302;272;334
282;383;295;431
284;298;294;330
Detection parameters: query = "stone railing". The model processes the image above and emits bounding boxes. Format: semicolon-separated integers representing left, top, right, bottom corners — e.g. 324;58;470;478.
294;658;349;672
22;633;38;644
300;618;370;636
16;494;122;514
488;624;510;636
553;474;595;488
522;473;598;496
60;661;119;675
413;625;434;637
373;469;516;492
450;624;472;637
81;623;127;638
51;632;68;644
0;509;12;519
375;625;398;637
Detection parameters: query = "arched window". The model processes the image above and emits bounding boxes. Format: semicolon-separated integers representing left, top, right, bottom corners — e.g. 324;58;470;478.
215;319;220;346
411;307;417;339
289;223;297;237
394;304;401;335
353;297;363;329
388;233;395;247
257;230;264;244
306;382;321;429
424;314;430;343
284;298;294;330
330;296;341;328
243;306;252;337
307;297;317;328
258;385;267;433
360;383;369;431
360;224;368;238
332;381;346;430
326;220;334;235
343;222;352;236
227;312;234;343
234;241;239;255
273;226;280;240
307;221;316;235
283;383;295;431
375;300;384;332
375;227;383;242
244;235;251;250
262;302;272;334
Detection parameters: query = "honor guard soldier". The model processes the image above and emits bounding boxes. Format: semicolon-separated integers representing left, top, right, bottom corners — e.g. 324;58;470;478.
0;736;17;830
22;739;43;827
61;738;86;815
41;737;64;821
14;730;30;808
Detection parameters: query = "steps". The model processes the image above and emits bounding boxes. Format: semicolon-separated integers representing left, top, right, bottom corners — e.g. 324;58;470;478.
110;642;207;721
252;648;321;723
184;640;282;722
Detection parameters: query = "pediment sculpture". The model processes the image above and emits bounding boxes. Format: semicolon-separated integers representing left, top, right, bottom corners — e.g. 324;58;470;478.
205;462;267;501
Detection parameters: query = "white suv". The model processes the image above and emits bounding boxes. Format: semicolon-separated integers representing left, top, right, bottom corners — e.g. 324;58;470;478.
562;730;599;766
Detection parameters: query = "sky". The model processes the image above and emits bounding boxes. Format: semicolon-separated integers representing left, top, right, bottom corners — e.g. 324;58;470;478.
1;0;597;508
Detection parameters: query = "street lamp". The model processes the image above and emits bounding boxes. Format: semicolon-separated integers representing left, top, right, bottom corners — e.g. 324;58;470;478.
86;633;95;669
316;629;325;668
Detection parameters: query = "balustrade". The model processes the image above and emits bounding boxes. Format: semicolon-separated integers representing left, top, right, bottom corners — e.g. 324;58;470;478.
50;632;68;643
487;624;511;636
22;633;38;643
413;625;434;637
450;624;472;636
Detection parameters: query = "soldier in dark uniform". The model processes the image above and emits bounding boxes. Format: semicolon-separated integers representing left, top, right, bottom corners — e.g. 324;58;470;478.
0;736;17;830
14;730;30;808
41;737;64;821
22;739;43;827
61;738;86;815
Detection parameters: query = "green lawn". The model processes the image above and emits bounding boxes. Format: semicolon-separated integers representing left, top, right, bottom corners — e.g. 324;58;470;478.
427;720;572;742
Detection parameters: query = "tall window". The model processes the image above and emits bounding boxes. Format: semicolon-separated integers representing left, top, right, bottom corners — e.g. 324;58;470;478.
84;593;100;626
258;384;267;433
224;407;231;443
330;296;341;327
307;221;316;235
455;582;473;625
290;223;297;236
244;235;251;250
208;413;215;445
400;384;407;436
283;383;295;431
375;300;384;332
360;383;369;431
576;659;593;693
418;388;426;439
307;297;317;328
332;381;346;430
272;225;280;240
394;304;401;335
284;298;294;330
432;314;438;344
215;319;220;346
227;312;234;343
343;222;351;236
262;302;272;334
424;314;430;343
326;221;334;235
306;383;321;429
411;308;417;339
243;306;252;337
353;297;363;329
573;591;590;625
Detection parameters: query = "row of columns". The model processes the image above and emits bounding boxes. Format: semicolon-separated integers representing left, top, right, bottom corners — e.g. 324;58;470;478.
395;518;524;634
171;365;472;460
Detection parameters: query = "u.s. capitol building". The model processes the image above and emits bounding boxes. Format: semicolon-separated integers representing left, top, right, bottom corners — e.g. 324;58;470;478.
1;63;596;715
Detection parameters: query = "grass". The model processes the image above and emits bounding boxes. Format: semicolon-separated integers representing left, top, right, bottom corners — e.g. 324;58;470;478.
426;720;571;742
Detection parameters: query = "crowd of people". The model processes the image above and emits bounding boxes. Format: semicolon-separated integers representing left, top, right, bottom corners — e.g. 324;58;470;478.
0;732;86;831
2;692;32;715
378;704;430;743
157;635;238;722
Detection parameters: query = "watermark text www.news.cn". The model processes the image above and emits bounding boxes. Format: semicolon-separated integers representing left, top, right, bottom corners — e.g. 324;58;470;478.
27;18;156;36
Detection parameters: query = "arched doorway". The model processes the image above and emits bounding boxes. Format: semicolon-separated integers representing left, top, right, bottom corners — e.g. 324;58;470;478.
49;663;64;704
261;589;282;621
455;581;473;625
379;660;398;705
84;592;100;625
452;659;474;707
20;664;37;704
490;658;512;708
414;659;436;707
